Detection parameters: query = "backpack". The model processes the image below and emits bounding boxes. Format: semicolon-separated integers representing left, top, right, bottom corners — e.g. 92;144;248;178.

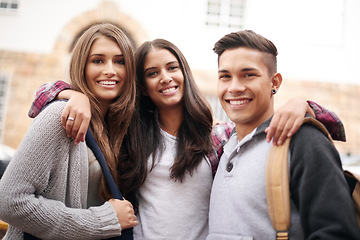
266;117;360;240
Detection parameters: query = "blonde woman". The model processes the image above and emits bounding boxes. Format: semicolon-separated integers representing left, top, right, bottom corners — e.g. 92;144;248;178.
0;23;138;239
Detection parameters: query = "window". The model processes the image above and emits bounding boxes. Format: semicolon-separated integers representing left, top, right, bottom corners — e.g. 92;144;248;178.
0;73;10;142
0;0;19;13
206;0;246;30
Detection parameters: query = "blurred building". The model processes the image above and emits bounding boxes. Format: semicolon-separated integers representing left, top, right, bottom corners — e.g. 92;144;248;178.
0;0;359;159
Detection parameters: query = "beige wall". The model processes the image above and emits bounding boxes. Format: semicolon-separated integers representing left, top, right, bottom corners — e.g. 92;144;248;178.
1;1;359;157
276;78;360;156
1;50;66;149
1;0;147;149
3;51;359;157
194;70;360;156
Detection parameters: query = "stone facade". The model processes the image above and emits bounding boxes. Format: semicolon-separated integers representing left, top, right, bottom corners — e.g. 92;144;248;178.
276;78;360;156
0;0;147;149
193;70;360;157
1;1;359;158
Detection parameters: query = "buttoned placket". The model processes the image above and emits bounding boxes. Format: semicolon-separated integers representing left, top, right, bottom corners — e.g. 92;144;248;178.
225;145;242;173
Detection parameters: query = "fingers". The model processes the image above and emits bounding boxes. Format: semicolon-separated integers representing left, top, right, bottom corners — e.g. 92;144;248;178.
266;113;290;146
66;116;76;139
75;116;90;145
274;117;294;146
267;113;304;145
130;219;139;228
62;113;91;145
267;98;308;145
287;117;303;138
60;92;91;145
67;114;80;141
61;106;70;129
109;199;138;229
124;213;139;229
62;104;75;138
266;113;279;143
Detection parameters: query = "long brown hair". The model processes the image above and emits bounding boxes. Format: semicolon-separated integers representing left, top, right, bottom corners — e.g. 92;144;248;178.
118;39;213;205
69;23;136;200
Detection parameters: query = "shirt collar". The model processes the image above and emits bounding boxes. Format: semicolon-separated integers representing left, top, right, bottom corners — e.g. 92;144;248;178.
224;116;273;156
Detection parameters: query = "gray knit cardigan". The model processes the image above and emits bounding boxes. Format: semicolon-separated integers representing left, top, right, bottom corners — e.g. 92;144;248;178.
0;101;121;239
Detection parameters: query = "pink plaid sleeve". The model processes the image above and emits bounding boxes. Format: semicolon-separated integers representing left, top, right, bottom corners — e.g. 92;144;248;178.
208;122;235;176
28;80;72;118
307;100;346;142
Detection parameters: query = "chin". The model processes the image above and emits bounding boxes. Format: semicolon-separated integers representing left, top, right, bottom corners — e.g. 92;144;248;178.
227;113;248;124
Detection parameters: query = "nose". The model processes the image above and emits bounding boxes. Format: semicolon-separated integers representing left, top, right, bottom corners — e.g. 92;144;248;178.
104;61;116;77
159;70;172;84
228;78;245;94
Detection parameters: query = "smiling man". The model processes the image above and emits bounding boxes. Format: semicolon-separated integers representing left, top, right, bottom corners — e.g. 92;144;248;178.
207;30;360;240
216;45;281;142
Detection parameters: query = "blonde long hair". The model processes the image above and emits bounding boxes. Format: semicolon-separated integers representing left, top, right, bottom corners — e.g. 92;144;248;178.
69;23;136;200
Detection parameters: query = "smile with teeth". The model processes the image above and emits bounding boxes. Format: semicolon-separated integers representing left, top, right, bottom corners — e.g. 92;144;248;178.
228;99;251;105
160;86;177;93
98;80;117;86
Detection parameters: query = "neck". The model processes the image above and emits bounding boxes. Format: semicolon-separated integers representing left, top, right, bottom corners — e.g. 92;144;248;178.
158;105;184;136
235;108;274;142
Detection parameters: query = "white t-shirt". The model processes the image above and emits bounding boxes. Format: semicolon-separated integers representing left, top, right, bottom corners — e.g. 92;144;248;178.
134;129;213;240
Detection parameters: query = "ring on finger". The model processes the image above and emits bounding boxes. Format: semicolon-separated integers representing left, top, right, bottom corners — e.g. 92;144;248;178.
67;117;75;121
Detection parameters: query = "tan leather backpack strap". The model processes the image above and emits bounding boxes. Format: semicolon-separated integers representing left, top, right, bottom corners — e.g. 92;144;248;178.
266;137;291;240
266;117;334;240
344;170;360;228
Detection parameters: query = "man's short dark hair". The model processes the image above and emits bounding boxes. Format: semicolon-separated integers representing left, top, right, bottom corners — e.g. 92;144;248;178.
213;30;278;74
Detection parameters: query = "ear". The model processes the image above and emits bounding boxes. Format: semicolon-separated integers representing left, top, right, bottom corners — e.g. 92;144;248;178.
271;73;282;92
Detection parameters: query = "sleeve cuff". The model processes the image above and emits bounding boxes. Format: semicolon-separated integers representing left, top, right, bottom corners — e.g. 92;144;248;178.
28;80;72;118
307;100;346;141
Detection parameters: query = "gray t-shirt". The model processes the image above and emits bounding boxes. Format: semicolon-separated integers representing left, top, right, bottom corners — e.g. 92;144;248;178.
134;129;213;240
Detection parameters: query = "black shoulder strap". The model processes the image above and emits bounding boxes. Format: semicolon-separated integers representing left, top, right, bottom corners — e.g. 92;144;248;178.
24;129;132;240
85;129;123;200
85;129;134;240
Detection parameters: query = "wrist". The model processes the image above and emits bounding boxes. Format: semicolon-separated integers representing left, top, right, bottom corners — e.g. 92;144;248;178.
57;89;76;100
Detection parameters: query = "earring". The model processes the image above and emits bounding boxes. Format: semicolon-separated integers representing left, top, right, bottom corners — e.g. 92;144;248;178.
271;89;276;94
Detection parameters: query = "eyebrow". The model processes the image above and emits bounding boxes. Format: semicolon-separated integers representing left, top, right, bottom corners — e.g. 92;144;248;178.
218;69;229;73
218;68;257;73
167;61;179;65
144;61;179;73
88;53;124;58
144;66;156;73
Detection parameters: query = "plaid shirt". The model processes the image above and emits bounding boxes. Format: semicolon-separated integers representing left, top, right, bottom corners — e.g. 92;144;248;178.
28;80;346;176
307;100;346;141
208;102;346;176
208;122;235;176
28;81;72;118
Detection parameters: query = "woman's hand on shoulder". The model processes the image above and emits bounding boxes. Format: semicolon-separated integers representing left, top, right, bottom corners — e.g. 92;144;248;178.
60;90;91;145
265;98;312;145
